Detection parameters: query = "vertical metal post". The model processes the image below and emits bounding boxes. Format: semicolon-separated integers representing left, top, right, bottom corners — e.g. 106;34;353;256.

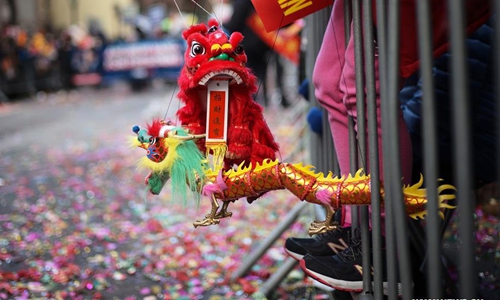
495;7;500;274
447;1;476;298
352;1;366;163
363;0;383;298
376;0;399;299
384;0;413;298
370;0;388;300
345;0;360;229
415;0;442;297
352;0;373;296
375;2;400;299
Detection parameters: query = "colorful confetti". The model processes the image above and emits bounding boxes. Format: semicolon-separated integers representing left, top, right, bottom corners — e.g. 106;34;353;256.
0;90;326;299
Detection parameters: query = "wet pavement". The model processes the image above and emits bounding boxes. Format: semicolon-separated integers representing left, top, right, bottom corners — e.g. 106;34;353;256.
0;83;333;299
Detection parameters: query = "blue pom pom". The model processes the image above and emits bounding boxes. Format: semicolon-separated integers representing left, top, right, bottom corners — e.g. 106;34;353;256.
307;107;323;134
298;79;309;101
132;125;140;133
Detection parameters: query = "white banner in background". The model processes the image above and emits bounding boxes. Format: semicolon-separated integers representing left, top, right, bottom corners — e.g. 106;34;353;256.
103;41;184;71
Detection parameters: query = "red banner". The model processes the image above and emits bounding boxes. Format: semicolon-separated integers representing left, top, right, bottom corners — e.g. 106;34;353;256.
246;12;302;64
251;0;333;32
206;80;229;142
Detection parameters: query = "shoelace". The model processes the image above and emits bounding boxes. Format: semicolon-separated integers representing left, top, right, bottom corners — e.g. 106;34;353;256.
337;237;362;262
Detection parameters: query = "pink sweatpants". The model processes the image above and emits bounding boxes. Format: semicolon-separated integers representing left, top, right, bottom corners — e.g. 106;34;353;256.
312;0;413;228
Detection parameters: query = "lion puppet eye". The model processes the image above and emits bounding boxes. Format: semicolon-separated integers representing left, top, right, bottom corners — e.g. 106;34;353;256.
234;44;244;55
190;41;205;57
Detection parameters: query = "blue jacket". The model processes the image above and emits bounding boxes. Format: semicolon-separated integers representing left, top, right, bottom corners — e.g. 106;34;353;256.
400;18;495;187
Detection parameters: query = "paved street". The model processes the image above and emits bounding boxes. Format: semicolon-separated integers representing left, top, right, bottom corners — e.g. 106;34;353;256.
0;83;332;299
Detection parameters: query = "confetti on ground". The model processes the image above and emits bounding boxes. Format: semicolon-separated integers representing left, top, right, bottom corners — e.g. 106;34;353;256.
0;93;331;299
1;89;498;299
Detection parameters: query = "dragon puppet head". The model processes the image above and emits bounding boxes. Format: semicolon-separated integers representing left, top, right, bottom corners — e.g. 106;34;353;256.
176;19;279;169
178;19;257;93
131;119;207;202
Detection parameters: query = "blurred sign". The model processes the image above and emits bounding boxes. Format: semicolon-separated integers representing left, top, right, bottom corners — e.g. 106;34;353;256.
103;40;184;71
251;0;333;32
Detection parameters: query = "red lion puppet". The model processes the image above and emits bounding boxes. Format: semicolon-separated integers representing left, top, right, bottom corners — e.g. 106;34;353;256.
176;19;279;171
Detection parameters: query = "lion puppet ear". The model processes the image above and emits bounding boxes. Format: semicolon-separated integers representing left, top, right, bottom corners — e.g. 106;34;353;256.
182;23;208;40
207;18;219;28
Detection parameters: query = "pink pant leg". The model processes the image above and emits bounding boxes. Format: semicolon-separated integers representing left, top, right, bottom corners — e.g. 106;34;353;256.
313;0;413;229
340;26;413;185
312;0;352;226
339;24;413;231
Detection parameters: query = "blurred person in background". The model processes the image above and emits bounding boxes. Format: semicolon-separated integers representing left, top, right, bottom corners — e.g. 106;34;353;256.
223;0;271;106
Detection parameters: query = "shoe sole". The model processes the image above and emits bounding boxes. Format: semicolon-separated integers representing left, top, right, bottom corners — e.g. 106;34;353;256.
284;247;304;261
299;259;402;296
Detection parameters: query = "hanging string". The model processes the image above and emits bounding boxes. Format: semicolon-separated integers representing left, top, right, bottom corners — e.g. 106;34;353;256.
189;0;220;23
163;0;218;123
260;13;287;162
163;1;313;172
219;0;224;18
163;85;178;121
163;0;187;122
172;0;188;28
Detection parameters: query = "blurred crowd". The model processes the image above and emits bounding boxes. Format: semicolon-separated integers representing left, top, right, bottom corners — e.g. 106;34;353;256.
0;24;107;99
0;7;196;100
0;0;303;108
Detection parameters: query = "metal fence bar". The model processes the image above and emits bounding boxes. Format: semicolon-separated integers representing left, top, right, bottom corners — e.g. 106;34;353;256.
447;0;476;298
232;201;308;283
258;257;299;298
415;0;442;297
351;0;373;296
376;0;398;298
374;0;402;299
495;6;500;270
346;0;360;230
369;0;388;300
384;0;413;299
362;0;384;298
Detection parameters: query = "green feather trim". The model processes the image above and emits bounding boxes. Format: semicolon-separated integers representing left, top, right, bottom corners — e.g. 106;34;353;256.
148;171;170;195
167;127;206;206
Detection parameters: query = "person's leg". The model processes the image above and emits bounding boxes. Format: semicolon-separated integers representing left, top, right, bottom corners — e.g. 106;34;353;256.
312;0;353;226
340;28;413;186
336;23;412;235
314;1;413;229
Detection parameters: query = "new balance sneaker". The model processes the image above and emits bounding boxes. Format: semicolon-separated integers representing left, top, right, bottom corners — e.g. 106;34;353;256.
299;236;402;295
284;226;351;260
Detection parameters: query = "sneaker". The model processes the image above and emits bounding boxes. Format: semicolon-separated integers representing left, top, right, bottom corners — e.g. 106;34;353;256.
284;226;351;261
299;235;402;295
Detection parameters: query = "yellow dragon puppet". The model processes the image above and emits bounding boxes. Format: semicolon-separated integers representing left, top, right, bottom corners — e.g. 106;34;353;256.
131;20;456;236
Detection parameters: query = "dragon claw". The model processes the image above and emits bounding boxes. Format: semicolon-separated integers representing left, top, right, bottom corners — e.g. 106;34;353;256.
308;204;339;236
193;217;220;228
308;221;339;236
193;195;232;227
215;210;233;219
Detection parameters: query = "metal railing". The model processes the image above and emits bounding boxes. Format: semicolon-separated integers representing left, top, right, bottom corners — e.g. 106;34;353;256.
232;1;497;299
